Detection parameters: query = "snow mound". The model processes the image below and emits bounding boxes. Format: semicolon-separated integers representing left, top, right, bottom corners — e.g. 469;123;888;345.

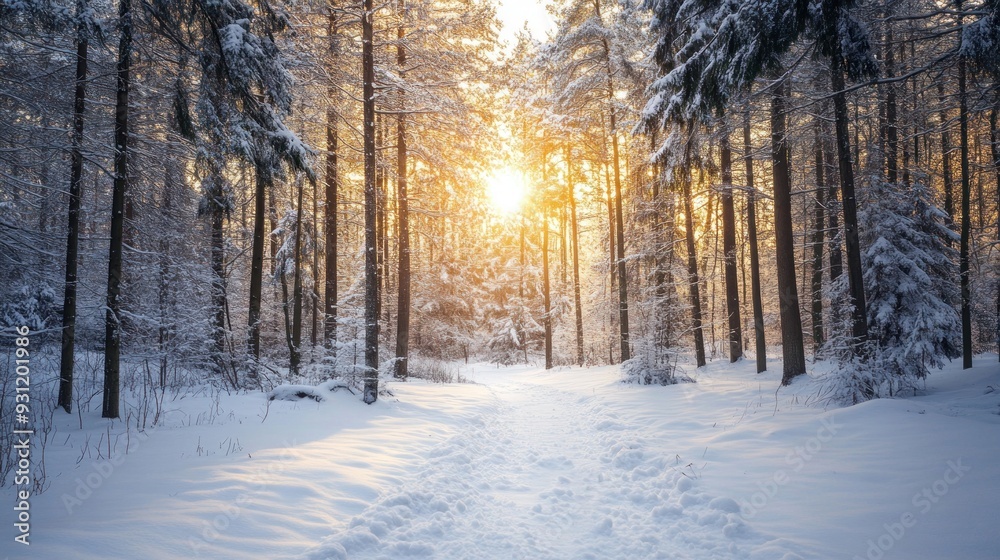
268;380;355;402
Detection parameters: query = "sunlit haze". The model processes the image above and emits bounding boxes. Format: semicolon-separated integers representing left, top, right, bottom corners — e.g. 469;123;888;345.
495;0;556;48
486;167;528;215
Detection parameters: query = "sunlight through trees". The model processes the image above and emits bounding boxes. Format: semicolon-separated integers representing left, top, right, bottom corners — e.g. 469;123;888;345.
1;0;997;406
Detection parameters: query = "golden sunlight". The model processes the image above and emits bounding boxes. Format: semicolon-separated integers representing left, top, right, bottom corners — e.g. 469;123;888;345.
486;167;527;215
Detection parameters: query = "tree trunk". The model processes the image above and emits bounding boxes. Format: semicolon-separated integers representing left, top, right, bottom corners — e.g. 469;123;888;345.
652;166;674;360
209;171;228;378
543;202;553;370
771;81;806;383
567;145;584;366
939;82;955;232
605;161;616;294
394;2;411;380
885;20;898;184
362;0;379;403
542;149;553;369
683;158;707;367
520;215;527;363
280;250;293;363
289;179;305;375
958;35;972;369
247;166;267;362
59;14;88;413
826;133;843;284
831;56;870;356
269;179;279;270
610;113;630;362
597;22;630;362
560;194;567;288
744;113;766;372
375;115;385;321
811;118;826;353
720;129;743;362
990;104;1000;361
324;6;339;353
519;214;525;302
103;0;131;419
158;172;173;388
605;162;616;363
311;172;319;353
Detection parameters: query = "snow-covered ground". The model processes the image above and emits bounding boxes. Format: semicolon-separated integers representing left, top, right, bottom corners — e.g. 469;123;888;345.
5;355;999;559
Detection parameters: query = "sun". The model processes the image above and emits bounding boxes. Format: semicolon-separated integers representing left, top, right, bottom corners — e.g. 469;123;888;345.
486;167;527;215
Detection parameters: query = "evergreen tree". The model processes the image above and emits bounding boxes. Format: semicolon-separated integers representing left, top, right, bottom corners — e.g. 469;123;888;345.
827;181;961;402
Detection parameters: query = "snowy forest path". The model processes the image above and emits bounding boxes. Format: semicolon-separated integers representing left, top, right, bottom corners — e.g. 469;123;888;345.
302;370;770;559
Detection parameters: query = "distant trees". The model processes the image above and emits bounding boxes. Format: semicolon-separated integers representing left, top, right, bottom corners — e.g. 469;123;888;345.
636;0;992;397
539;0;653;364
2;0;998;408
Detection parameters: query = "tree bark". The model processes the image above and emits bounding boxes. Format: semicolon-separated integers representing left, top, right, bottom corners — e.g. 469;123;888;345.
610;110;630;362
209;173;227;378
990;104;1000;361
375;114;385;320
958;33;972;369
247;165;267;362
683;156;707;367
394;2;411;380
771;82;806;383
604;162;616;363
744;113;767;373
595;8;630;361
567;145;584;366
831;56;869;356
811;118;826;353
324;5;339;353
289;179;305;375
158;171;173;388
311;170;319;353
103;0;131;419
362;0;379;403
826;133;843;285
939;82;955;233
720;129;743;362
543;202;553;370
542;149;553;370
885;20;898;184
59;13;88;413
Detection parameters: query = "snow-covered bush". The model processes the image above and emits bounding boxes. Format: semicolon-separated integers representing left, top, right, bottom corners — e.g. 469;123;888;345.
621;355;678;385
621;332;692;386
485;308;542;366
0;285;59;338
824;181;961;403
406;356;467;383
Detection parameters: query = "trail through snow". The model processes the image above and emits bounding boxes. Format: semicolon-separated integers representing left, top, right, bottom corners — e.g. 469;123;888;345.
8;357;998;560
302;376;784;560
